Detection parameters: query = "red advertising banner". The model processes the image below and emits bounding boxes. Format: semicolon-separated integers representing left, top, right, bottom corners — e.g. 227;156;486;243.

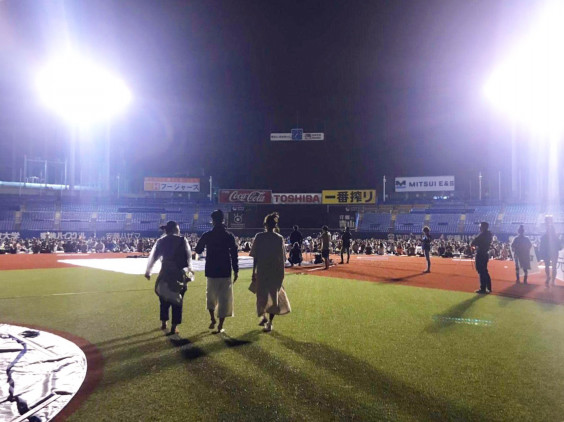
219;189;272;204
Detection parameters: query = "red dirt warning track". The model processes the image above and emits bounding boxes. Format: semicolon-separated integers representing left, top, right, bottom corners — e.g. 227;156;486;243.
287;254;564;305
1;252;563;304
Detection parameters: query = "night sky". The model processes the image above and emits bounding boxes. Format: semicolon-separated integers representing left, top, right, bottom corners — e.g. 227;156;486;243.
0;0;546;194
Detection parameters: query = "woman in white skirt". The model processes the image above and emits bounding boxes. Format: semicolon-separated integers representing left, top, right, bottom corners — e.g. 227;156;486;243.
250;212;291;332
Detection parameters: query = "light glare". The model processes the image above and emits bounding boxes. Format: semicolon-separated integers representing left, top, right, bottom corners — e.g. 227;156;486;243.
484;0;564;135
36;55;132;125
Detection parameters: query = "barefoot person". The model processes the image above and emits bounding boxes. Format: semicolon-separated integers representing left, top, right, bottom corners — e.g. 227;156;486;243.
145;221;193;336
250;212;291;332
195;210;239;333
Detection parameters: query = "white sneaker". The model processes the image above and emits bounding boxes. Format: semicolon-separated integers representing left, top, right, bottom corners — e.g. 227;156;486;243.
263;322;273;332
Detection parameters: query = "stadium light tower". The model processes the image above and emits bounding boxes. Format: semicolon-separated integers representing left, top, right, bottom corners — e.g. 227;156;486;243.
484;0;564;204
35;54;132;190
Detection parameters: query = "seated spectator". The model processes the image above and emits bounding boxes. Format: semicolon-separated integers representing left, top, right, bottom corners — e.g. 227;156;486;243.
396;244;404;255
95;241;105;253
378;242;385;255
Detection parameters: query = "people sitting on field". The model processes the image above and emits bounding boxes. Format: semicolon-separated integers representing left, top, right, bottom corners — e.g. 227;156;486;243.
442;245;454;258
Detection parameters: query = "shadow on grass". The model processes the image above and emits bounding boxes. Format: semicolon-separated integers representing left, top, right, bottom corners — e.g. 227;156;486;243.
95;329;163;347
96;325;487;420
268;332;485;421
426;295;484;333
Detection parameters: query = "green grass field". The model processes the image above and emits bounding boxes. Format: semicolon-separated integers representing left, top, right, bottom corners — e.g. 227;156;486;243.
2;266;564;421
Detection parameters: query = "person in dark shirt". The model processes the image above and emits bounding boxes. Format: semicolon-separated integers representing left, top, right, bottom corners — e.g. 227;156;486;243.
421;226;432;273
340;227;353;264
195;210;239;333
471;222;493;294
289;225;303;247
511;225;532;284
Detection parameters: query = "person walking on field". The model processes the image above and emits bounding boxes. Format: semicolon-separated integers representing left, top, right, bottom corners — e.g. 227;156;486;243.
340;227;352;264
195;210;239;333
471;222;493;294
145;221;193;336
321;225;331;270
422;226;432;273
250;212;291;332
539;216;562;287
511;225;532;284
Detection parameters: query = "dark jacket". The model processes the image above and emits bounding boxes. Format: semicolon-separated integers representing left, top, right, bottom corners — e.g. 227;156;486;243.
511;234;532;269
288;245;303;264
195;224;239;278
342;230;352;248
471;230;493;256
289;229;303;246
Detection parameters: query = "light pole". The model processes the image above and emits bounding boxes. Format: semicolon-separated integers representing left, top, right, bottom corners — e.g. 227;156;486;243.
478;171;482;201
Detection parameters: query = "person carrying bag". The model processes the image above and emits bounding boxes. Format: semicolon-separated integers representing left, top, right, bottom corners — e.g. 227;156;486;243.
145;221;193;335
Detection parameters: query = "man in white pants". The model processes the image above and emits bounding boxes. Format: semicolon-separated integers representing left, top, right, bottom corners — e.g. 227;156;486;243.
195;210;239;333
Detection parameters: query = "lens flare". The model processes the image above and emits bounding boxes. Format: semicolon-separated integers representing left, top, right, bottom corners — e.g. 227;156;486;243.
484;0;564;136
36;54;132;125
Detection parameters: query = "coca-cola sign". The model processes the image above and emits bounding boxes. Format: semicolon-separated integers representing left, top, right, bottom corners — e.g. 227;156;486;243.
219;189;272;204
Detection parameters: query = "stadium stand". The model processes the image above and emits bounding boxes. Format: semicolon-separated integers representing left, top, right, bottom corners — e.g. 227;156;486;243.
394;213;425;234
358;212;392;233
428;213;461;234
463;206;500;234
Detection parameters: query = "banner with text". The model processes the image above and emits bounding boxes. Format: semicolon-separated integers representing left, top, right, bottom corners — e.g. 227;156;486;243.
394;176;455;192
272;193;322;205
219;189;272;204
144;177;200;192
322;190;376;204
270;128;324;141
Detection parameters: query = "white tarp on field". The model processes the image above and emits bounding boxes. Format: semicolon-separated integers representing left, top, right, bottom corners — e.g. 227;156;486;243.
58;256;255;275
0;324;86;422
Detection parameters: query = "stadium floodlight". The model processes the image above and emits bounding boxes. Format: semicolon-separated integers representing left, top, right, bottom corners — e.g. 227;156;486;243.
36;54;132;125
484;0;564;136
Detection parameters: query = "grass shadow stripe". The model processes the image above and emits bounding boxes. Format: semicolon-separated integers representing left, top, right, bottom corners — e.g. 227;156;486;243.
270;332;488;421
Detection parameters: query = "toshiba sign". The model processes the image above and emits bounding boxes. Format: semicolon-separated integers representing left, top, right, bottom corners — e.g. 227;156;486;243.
272;193;322;205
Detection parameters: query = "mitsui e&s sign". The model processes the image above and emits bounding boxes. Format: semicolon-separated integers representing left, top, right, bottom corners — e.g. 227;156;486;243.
395;176;455;192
